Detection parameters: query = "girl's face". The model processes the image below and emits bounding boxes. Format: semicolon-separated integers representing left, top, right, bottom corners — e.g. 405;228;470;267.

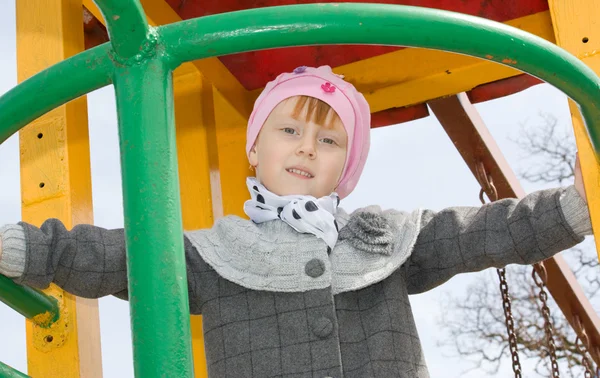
248;96;348;198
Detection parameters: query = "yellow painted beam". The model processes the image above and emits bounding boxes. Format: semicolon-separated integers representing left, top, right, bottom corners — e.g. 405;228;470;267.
173;64;224;377
174;64;220;230
213;88;253;217
548;0;600;257
350;50;521;113
82;0;252;118
16;0;102;377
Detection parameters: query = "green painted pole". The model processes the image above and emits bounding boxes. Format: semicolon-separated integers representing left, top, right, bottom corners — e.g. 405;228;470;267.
113;57;193;377
0;361;30;378
93;0;149;59
0;276;59;327
160;3;600;156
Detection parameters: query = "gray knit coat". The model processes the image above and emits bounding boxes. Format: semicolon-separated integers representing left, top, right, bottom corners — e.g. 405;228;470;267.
0;186;592;378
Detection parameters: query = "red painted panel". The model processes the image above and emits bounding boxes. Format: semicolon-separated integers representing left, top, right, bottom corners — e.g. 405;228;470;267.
372;103;430;128
83;6;109;50
468;73;543;104
164;0;549;90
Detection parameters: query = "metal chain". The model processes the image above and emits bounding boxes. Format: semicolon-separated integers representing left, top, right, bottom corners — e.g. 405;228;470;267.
497;268;523;377
573;315;595;378
532;263;560;377
476;161;598;378
476;162;523;377
592;346;600;378
575;336;593;378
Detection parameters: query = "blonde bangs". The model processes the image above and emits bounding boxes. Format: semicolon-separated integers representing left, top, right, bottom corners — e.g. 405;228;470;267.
290;96;341;129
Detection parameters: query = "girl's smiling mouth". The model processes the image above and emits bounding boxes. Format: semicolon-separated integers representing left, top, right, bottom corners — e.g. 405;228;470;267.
286;167;314;178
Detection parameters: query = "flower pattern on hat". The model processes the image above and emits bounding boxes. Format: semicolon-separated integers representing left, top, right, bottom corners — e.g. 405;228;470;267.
321;82;336;93
293;66;307;74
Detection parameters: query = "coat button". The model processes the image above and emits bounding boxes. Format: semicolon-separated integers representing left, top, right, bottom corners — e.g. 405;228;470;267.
305;258;325;278
311;317;333;338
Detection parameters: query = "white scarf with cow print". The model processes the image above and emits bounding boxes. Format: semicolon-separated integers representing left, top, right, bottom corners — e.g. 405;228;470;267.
243;177;340;249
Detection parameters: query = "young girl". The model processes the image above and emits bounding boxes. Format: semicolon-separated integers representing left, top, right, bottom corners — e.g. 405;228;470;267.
0;66;592;378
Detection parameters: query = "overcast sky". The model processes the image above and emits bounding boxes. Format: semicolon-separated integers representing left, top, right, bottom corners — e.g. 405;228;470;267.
0;2;594;377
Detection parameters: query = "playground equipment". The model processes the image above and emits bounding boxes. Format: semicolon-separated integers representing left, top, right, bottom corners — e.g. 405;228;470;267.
0;0;599;377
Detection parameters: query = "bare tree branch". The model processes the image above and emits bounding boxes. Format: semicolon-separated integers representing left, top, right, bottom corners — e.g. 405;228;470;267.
509;113;577;184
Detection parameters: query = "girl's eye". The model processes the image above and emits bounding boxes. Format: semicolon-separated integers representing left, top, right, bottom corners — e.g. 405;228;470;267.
282;127;296;135
321;138;337;145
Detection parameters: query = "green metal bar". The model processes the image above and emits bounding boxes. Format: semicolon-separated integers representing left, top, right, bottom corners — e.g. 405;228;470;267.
0;43;113;144
93;0;150;59
112;58;193;377
0;361;30;378
0;275;59;327
160;3;600;156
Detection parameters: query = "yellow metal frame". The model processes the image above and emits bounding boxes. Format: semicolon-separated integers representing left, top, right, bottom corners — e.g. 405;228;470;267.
16;0;102;376
548;0;600;257
173;63;220;377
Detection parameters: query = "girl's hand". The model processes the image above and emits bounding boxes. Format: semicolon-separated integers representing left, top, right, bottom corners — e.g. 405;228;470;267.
574;152;588;204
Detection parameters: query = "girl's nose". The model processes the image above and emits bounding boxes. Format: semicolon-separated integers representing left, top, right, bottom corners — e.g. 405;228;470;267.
297;136;316;158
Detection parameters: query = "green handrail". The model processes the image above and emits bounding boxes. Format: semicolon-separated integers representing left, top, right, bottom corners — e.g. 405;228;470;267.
0;43;113;143
0;2;599;377
0;361;30;378
0;275;59;327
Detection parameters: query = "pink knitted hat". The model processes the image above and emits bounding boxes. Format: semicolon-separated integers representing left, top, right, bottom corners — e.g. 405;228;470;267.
246;65;371;199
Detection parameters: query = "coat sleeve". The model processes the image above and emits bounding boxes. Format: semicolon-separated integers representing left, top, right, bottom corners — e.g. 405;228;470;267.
1;218;202;312
401;186;589;295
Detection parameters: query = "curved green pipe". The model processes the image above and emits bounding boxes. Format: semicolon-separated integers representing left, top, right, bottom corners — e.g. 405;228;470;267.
0;43;113;144
160;3;600;155
0;275;59;327
0;361;30;378
93;0;149;59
